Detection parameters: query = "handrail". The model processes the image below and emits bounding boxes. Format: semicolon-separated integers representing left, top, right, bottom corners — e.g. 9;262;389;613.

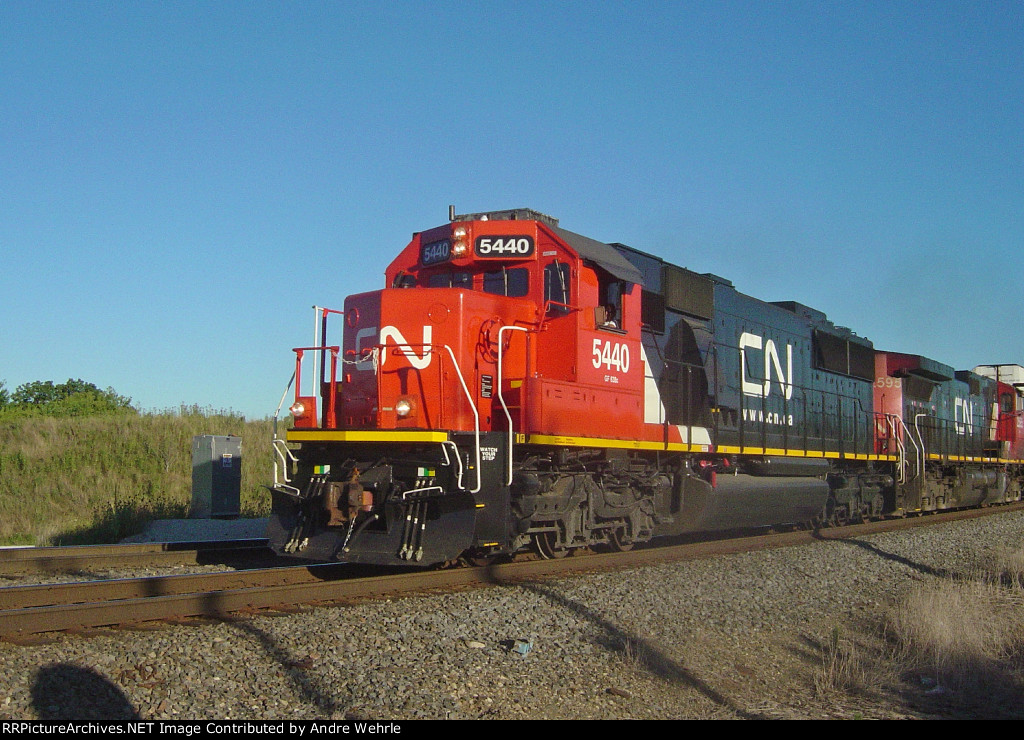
293;345;340;428
340;338;481;493
272;370;300;493
441;441;465;490
889;413;921;482
498;326;529;485
913;413;928;477
885;414;908;484
272;369;296;440
272;439;300;493
312;306;345;398
536;300;581;330
313;306;322;405
441;344;481;493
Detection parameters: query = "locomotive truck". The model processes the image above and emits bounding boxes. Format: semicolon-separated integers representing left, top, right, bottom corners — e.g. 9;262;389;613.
268;208;1024;565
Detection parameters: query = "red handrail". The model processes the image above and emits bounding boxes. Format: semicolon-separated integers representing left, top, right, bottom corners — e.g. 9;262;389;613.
293;346;340;428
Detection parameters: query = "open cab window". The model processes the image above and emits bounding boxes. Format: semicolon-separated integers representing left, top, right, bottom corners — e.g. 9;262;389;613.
597;272;626;332
544;262;571;316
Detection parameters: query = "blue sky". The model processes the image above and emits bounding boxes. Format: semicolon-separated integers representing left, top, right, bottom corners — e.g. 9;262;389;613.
2;1;1022;418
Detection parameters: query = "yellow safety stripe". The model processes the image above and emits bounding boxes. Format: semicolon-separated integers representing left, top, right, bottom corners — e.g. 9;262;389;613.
286;429;1024;465
286;430;450;443
716;445;897;461
927;454;1024;464
713;446;1024;465
525;433;711;453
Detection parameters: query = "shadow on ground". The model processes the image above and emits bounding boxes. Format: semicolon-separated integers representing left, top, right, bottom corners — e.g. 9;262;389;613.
32;664;141;720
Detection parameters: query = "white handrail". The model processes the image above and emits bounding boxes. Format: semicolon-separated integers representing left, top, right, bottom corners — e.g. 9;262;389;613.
312;305;323;400
498;326;529;485
272;439;300;493
886;415;907;484
441;440;465;490
272;370;296;438
272;370;299;491
442;345;481;493
888;413;921;483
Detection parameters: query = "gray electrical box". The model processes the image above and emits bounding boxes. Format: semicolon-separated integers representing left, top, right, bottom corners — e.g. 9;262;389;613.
191;435;242;519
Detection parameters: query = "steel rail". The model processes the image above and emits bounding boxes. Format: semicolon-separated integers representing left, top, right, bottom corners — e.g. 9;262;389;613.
0;539;270;576
1;502;1020;639
0;564;492;638
0;563;351;610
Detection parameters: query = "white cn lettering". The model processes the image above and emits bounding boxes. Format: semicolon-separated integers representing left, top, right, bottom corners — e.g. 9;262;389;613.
954;397;974;436
379;325;433;369
739;331;793;400
739;333;764;397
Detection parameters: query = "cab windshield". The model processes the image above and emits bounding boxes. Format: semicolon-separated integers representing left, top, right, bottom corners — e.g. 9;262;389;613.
420;267;530;298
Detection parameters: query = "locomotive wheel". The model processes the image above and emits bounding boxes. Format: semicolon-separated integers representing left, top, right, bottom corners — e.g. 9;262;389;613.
609;527;634;552
534;531;568;560
463;551;496;568
814;494;837;529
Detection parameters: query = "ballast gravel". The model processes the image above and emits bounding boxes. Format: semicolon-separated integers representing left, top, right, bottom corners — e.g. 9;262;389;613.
3;511;1024;720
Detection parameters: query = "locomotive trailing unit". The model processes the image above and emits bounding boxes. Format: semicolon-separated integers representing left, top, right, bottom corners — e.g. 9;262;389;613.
268;208;1024;566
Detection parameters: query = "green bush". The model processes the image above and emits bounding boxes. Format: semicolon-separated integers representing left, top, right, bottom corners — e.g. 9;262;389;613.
1;378;134;418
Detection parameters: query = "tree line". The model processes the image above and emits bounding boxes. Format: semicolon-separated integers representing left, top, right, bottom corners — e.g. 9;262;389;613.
0;378;135;417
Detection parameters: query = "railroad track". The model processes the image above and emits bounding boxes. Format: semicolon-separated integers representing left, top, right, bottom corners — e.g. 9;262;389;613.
0;539;271;577
1;503;1020;641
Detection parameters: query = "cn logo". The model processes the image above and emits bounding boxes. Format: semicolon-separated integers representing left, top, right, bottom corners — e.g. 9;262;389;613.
379;325;433;370
954;397;974;436
739;331;793;400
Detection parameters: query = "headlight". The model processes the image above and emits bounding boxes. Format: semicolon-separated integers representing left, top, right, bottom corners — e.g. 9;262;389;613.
289;402;306;418
395;398;413;417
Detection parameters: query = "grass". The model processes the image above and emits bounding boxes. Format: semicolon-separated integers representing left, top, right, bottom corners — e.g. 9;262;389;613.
0;406;278;546
814;626;870;697
813;545;1024;717
891;582;1020;687
886;552;1024;711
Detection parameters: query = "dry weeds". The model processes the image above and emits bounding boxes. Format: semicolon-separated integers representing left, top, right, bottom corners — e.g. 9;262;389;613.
875;548;1024;716
802;546;1024;717
814;626;869;696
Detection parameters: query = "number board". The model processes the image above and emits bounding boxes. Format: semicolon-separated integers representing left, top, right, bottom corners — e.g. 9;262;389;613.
474;235;535;259
421;239;452;266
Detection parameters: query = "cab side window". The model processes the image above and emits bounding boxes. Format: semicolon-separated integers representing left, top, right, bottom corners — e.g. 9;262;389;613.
544;262;570;316
597;273;624;330
1002;392;1015;414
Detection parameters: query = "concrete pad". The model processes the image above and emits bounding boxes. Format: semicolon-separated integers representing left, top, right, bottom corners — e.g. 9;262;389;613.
121;517;269;544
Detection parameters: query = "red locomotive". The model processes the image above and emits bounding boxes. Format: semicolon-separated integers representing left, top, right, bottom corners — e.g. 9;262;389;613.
269;208;1024;565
